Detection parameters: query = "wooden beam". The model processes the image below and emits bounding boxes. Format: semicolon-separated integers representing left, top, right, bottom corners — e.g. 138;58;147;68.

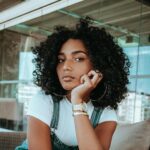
0;0;23;12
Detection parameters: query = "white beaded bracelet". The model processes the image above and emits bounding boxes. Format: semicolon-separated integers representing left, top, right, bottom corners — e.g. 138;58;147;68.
73;111;88;116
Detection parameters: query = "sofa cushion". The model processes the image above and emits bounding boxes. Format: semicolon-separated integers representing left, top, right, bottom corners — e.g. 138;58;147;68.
0;120;149;150
0;132;26;150
110;120;150;150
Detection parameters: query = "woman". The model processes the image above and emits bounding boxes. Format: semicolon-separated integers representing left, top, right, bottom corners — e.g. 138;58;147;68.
18;17;130;150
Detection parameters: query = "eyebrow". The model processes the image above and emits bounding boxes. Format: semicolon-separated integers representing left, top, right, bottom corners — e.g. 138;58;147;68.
58;50;88;56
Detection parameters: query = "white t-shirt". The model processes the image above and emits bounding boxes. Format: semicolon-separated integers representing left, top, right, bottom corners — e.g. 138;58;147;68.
27;90;118;146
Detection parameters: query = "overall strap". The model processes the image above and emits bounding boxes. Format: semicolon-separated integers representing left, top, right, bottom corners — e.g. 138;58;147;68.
91;107;103;128
50;96;60;129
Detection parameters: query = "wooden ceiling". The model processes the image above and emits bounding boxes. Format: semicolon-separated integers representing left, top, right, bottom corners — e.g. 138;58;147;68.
0;0;23;12
1;0;150;44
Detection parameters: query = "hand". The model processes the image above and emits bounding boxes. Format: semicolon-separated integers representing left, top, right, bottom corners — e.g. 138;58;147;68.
71;70;103;104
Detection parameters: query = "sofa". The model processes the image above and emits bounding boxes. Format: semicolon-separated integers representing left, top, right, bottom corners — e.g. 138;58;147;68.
0;99;24;131
0;131;26;150
110;119;150;150
0;120;149;150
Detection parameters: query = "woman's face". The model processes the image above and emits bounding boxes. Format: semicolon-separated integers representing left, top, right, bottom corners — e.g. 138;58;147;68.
56;39;93;91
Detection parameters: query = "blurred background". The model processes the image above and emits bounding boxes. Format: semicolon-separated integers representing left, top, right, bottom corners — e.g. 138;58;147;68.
0;0;150;132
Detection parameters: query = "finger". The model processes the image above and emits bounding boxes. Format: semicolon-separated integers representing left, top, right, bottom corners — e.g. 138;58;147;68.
88;70;101;80
88;70;102;77
95;77;102;86
87;70;99;86
87;70;97;78
80;74;91;84
95;70;103;78
95;70;103;83
88;70;103;85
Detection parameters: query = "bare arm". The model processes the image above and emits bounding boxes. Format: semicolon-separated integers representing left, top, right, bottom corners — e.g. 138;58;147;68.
74;114;117;150
95;121;117;150
27;116;52;150
71;70;117;150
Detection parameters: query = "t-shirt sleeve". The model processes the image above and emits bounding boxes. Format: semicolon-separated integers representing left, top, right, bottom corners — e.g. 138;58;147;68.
27;90;53;127
99;107;118;124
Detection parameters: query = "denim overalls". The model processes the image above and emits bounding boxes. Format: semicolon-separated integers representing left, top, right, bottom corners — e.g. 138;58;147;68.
16;97;103;150
51;97;103;150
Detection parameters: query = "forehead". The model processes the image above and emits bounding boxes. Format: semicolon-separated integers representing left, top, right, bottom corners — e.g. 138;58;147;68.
59;39;87;54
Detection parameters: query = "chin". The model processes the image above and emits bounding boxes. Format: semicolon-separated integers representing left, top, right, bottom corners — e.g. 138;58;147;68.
62;85;75;91
61;82;79;91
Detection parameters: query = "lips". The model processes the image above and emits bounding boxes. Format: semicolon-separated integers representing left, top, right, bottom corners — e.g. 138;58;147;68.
62;76;75;81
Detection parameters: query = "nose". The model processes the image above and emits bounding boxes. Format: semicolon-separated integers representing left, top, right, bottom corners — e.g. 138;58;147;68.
63;59;73;71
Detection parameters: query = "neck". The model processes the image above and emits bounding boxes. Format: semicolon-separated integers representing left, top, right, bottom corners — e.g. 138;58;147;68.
66;91;71;101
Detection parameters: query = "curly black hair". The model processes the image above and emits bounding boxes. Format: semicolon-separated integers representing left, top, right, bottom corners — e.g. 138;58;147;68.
32;17;130;109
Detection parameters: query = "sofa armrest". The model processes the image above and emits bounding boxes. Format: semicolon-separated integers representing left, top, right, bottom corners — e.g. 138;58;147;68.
110;120;150;150
0;132;26;150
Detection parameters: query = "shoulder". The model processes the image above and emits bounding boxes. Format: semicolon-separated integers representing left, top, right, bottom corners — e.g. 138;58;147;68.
27;90;54;127
29;90;53;110
99;106;118;123
32;90;53;101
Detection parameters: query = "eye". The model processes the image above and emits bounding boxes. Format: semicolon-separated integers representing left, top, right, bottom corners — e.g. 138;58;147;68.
74;57;84;62
58;58;64;63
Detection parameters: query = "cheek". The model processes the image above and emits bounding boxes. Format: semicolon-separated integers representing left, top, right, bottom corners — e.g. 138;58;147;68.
56;66;61;78
76;66;93;79
79;63;93;73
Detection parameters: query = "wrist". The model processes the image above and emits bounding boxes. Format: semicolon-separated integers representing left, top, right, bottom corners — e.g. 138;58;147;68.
72;102;88;112
71;98;83;104
73;111;88;117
